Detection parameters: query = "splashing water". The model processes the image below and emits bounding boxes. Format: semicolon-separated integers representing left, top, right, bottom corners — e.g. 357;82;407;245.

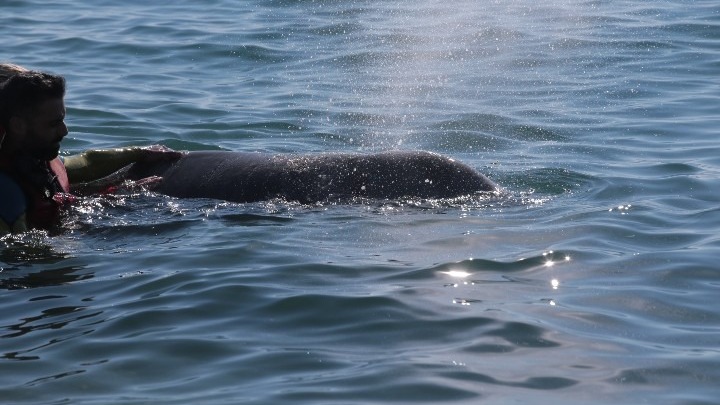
311;0;595;149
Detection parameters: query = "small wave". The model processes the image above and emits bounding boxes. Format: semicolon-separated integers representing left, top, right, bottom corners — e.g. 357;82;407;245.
500;167;597;196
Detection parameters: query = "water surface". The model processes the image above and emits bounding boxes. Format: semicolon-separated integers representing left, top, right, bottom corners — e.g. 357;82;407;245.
1;1;719;404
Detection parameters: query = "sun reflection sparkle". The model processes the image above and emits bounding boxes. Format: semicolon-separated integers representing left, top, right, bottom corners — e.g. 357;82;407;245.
443;270;471;278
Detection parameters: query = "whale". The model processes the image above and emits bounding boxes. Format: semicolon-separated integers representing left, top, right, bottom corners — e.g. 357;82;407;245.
123;150;497;203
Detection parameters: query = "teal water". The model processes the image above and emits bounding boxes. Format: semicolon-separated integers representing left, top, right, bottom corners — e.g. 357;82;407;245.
2;1;719;403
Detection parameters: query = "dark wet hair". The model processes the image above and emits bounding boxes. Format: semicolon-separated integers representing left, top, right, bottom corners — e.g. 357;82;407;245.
0;71;66;128
0;63;29;82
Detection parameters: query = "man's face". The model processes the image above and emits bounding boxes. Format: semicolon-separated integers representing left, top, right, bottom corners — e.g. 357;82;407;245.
20;97;68;160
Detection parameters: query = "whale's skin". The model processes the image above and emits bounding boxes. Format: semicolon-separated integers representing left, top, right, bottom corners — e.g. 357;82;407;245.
126;150;497;203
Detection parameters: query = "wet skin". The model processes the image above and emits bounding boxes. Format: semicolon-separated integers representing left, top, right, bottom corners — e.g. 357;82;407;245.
125;150;497;203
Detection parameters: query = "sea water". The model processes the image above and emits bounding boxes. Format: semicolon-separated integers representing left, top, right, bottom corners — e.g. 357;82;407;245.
1;1;719;403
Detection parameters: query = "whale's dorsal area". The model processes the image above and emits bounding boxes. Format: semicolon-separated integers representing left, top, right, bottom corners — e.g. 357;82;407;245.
126;150;497;203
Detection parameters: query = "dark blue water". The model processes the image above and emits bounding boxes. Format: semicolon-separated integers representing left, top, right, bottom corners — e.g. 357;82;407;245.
1;1;719;403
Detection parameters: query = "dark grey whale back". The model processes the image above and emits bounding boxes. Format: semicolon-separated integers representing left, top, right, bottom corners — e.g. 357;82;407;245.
127;150;496;203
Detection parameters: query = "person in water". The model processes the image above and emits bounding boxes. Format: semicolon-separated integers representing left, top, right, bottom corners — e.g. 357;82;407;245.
1;64;497;234
0;63;181;234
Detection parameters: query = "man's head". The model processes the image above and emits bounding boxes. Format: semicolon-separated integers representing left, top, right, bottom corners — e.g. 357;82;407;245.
0;63;30;82
0;70;68;160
